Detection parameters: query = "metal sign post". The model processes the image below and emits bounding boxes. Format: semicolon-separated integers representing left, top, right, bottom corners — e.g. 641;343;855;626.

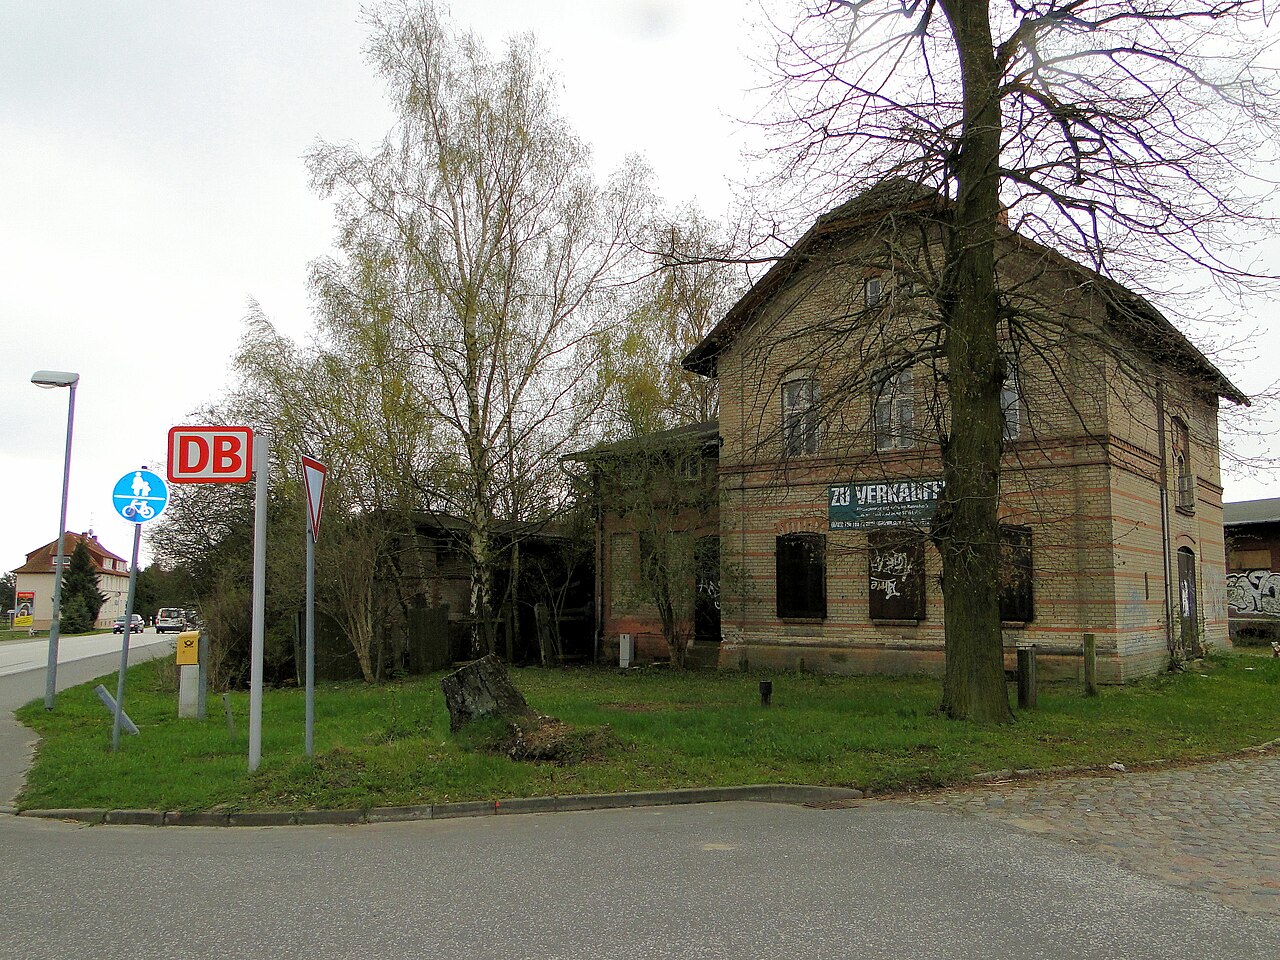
300;455;327;758
248;432;269;772
112;524;143;752
167;423;259;765
109;468;168;751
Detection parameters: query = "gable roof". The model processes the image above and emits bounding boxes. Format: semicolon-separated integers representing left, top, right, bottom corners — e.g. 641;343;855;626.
13;531;128;576
1223;497;1280;527
681;182;1247;405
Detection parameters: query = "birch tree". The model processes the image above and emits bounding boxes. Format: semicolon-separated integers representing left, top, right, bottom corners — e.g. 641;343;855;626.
308;2;647;655
592;207;744;438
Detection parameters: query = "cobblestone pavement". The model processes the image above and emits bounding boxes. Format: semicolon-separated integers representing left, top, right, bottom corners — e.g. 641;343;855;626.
897;751;1280;918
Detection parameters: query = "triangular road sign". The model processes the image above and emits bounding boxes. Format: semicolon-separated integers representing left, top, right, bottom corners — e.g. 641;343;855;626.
301;455;328;543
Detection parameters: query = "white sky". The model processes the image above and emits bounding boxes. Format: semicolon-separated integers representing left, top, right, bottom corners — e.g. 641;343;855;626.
1;0;761;571
2;0;1275;574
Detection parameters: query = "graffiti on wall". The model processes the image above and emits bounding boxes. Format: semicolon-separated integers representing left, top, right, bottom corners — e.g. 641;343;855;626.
1226;570;1280;617
870;549;913;599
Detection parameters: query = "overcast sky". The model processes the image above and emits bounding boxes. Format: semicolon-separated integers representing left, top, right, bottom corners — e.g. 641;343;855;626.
2;0;1275;576
1;0;761;571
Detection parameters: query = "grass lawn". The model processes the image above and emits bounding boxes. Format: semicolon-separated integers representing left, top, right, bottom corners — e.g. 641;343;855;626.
0;628;106;643
14;652;1280;813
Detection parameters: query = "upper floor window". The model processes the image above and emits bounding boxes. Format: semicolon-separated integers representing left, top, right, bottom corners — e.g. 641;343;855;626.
865;277;884;309
782;377;820;457
1001;356;1022;443
874;367;914;451
1172;417;1194;514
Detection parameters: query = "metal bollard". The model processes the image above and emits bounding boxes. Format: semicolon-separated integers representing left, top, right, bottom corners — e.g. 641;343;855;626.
759;680;773;707
1016;645;1037;710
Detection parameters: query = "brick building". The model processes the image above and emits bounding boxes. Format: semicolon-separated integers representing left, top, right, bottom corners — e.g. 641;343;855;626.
12;531;131;630
593;184;1245;682
1223;497;1280;645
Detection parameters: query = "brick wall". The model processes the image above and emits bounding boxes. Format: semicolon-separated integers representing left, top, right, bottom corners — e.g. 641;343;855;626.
703;225;1232;682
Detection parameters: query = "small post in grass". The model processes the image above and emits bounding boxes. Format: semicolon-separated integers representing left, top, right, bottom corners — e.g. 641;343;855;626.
759;680;773;707
94;684;138;735
223;693;237;738
1016;645;1037;710
1083;633;1098;697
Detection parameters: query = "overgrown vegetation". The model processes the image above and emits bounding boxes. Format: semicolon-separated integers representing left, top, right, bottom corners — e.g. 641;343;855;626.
15;652;1279;813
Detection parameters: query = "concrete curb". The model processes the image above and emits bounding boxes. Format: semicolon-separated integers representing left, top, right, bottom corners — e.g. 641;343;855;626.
16;741;1275;827
13;784;862;828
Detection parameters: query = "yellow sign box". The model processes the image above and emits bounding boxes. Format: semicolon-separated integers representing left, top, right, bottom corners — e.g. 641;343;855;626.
175;631;200;666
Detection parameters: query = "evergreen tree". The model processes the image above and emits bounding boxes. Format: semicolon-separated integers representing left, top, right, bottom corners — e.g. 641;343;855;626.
0;571;14;613
59;594;93;635
61;541;105;632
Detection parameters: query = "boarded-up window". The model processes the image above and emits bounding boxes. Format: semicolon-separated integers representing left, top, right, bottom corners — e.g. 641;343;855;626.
610;533;636;614
776;534;826;619
868;533;925;620
1230;547;1271;570
999;526;1034;622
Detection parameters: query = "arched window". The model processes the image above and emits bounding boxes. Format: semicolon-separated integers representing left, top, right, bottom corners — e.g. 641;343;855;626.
1172;417;1194;514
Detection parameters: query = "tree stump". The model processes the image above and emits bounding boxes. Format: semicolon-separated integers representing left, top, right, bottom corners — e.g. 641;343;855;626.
440;655;533;732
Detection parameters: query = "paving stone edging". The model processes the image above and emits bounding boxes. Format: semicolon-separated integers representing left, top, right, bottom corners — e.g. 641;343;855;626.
967;736;1280;785
8;784;864;828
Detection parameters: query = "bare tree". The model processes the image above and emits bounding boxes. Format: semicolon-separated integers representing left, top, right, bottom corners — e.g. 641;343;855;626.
751;0;1279;720
591;206;745;437
308;1;648;656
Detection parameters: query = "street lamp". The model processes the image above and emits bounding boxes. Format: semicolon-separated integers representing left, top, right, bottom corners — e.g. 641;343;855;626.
32;369;79;710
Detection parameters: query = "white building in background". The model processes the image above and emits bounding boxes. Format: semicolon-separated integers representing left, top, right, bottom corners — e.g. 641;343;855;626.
12;531;131;630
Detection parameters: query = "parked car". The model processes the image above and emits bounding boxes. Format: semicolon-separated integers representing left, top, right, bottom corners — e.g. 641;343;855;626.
112;614;144;634
155;608;186;634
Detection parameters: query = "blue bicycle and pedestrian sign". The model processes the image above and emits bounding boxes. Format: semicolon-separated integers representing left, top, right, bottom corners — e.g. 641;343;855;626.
112;469;168;524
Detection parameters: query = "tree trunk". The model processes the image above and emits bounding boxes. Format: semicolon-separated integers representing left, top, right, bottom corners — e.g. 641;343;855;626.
935;0;1014;723
440;654;533;731
469;524;497;657
506;540;519;662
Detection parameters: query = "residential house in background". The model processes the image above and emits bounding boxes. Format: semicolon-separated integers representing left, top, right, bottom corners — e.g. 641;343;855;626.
404;514;594;669
12;531;130;630
569;421;721;667
1223;497;1280;645
591;182;1246;682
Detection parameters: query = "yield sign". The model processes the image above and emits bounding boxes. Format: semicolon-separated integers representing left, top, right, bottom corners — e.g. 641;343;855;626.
301;455;328;542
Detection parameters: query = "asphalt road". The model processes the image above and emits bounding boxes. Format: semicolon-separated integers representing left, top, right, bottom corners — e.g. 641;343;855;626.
2;651;1277;960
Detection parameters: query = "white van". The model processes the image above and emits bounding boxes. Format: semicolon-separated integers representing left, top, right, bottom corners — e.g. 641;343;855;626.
155;608;186;634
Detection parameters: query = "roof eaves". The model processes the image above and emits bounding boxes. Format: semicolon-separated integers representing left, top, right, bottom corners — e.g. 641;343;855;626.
564;420;721;463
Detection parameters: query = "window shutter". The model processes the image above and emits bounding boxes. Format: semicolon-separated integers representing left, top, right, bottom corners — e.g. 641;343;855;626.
869;534;925;620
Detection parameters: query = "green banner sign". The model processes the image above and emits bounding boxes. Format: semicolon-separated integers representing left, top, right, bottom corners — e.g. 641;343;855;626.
828;478;944;530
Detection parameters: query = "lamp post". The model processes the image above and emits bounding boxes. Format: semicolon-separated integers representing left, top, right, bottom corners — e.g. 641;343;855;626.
32;369;79;711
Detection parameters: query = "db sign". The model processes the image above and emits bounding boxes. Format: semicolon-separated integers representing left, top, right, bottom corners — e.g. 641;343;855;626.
167;426;254;483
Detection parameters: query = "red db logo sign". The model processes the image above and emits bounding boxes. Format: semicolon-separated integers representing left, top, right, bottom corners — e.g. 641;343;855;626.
167;426;254;483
